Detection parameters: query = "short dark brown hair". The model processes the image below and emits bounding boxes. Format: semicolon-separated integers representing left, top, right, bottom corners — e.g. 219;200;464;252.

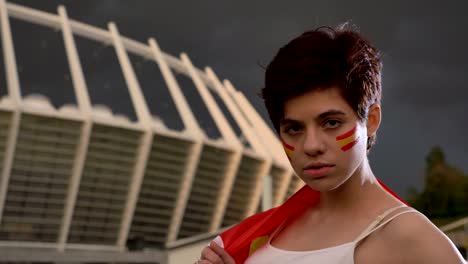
261;25;382;150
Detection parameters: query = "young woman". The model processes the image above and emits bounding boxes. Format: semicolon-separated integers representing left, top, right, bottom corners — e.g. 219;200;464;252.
196;26;465;263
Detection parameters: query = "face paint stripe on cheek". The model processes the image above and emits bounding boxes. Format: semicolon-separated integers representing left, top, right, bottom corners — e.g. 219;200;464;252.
281;137;295;159
336;126;356;140
341;140;358;151
336;126;359;152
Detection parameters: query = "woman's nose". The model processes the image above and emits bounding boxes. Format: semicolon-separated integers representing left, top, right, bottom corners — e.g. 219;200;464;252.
303;128;326;157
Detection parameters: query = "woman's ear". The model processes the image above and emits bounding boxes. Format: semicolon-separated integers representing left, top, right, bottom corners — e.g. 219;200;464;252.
366;104;381;137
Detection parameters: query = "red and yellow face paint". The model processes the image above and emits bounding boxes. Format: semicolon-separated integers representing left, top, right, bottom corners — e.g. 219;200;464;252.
336;126;359;151
281;137;295;160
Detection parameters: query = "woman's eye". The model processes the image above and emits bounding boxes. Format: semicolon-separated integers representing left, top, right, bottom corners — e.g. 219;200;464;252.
324;120;341;128
284;126;302;135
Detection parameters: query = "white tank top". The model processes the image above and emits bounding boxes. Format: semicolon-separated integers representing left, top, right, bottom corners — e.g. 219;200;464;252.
244;205;418;264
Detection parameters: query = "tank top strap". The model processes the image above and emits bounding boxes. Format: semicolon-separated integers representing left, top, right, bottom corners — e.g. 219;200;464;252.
354;205;416;243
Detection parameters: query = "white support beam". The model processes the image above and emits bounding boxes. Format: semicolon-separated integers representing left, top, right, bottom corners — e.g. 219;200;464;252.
117;130;153;249
226;85;294;204
204;69;250;229
245;160;272;217
209;121;244;227
0;0;299;246
274;171;294;206
0;111;20;223
210;78;267;157
5;2;60;30
5;2;214;93
209;151;242;232
108;22;151;124
57;121;91;251
56;6;93;250
148;38;203;137
108;22;154;250
217;79;272;218
58;5;92;113
225;82;288;165
166;141;204;244
0;0;22;223
0;0;21;103
181;55;240;146
181;57;243;232
262;174;273;211
148;37;205;244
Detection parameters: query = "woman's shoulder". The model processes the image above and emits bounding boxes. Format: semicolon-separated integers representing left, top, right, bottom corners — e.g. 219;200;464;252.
380;208;433;239
378;208;464;262
381;208;442;240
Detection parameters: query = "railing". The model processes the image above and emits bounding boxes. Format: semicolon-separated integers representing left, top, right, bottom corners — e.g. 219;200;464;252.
440;216;468;249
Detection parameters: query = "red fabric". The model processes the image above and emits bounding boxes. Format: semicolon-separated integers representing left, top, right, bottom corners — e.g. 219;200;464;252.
220;180;406;264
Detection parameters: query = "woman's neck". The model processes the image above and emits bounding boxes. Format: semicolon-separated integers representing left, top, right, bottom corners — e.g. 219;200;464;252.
316;159;385;215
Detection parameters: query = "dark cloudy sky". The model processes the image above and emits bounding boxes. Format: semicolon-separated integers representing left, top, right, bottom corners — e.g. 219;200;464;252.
2;0;467;197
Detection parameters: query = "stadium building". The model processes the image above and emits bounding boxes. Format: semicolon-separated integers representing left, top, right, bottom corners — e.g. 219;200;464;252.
0;1;302;263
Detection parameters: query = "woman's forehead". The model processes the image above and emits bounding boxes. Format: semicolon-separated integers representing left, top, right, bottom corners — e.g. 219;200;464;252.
283;88;353;119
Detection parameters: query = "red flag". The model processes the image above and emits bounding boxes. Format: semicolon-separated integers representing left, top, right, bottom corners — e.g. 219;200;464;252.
219;179;407;263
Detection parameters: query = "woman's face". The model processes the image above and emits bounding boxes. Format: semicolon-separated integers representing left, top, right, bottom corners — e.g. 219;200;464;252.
279;87;375;192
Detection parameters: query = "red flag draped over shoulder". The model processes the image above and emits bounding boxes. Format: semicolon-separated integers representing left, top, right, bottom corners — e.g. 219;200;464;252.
219;179;407;264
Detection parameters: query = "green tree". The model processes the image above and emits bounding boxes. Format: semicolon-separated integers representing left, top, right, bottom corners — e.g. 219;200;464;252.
408;146;468;218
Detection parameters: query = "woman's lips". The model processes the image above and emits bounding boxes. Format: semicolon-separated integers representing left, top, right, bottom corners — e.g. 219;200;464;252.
303;165;335;178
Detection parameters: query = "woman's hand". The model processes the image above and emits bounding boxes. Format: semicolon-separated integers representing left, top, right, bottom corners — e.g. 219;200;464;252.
196;241;235;264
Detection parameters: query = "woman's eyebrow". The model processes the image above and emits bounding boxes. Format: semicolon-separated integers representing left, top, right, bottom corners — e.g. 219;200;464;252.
279;118;301;126
280;110;345;125
317;110;346;120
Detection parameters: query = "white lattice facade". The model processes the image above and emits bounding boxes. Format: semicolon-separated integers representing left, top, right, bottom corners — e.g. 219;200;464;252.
0;1;303;262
